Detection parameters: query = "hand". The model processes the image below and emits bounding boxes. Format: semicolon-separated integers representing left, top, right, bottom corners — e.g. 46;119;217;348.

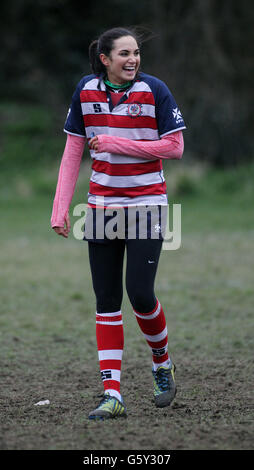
53;212;71;238
89;135;99;152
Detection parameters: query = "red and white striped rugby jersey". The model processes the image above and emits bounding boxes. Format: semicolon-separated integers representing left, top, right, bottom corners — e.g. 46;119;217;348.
64;72;186;207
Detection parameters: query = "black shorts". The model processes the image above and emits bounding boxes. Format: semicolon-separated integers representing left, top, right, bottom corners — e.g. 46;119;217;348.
83;205;167;244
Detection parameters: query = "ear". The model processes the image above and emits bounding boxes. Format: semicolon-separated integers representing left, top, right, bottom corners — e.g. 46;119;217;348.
99;53;110;67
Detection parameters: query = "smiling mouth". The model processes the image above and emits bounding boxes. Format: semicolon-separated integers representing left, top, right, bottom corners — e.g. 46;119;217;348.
123;66;136;72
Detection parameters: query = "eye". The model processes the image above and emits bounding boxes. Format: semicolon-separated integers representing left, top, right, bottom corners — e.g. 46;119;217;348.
118;49;140;57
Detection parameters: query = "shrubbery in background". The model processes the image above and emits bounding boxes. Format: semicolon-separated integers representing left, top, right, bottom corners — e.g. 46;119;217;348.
0;0;253;168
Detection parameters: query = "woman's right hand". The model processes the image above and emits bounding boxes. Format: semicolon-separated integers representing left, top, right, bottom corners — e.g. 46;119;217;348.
53;212;71;238
89;135;99;152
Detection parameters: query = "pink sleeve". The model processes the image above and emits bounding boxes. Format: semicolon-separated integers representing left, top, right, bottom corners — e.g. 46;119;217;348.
51;134;86;228
96;131;184;160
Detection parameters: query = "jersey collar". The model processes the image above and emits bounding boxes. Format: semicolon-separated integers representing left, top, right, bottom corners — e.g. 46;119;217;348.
97;73;138;93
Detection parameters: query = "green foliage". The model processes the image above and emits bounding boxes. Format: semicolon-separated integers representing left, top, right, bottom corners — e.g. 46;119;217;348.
0;103;64;171
0;0;253;166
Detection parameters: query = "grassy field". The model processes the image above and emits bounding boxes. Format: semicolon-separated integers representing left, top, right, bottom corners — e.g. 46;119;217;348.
0;103;253;450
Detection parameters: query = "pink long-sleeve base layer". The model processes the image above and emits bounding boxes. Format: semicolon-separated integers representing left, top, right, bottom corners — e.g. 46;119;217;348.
51;131;184;228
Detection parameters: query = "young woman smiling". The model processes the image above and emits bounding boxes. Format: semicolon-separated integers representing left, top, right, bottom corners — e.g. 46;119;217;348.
51;27;186;420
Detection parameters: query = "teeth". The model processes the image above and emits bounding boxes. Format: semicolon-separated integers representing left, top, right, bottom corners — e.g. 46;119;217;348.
124;67;135;70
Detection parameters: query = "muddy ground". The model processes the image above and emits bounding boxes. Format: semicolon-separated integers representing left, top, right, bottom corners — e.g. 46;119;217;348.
0;348;253;451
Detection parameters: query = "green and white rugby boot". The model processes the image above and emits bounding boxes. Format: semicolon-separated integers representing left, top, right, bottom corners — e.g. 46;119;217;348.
88;393;127;420
152;364;176;408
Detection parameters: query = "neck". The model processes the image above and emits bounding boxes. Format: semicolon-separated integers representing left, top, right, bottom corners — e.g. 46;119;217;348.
104;77;132;90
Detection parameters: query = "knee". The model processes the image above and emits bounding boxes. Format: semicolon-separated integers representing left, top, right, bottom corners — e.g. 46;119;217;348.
126;286;156;313
95;288;122;313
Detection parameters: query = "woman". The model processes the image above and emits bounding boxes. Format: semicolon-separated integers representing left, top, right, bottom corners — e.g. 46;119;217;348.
51;27;186;420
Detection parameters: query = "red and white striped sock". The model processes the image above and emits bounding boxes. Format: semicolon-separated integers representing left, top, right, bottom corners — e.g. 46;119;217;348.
96;310;124;401
133;299;172;371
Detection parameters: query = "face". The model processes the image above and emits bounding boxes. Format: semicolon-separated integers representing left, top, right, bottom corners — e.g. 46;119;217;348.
100;35;140;85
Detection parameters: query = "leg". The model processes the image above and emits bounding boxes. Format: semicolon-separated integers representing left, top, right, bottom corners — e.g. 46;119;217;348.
126;239;176;407
88;239;125;313
126;239;170;368
126;238;162;313
88;240;125;403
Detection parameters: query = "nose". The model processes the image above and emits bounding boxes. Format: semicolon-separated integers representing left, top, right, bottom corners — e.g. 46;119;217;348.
127;54;137;63
126;58;137;65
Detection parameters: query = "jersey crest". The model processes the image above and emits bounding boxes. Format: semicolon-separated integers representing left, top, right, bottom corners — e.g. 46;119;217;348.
126;103;142;117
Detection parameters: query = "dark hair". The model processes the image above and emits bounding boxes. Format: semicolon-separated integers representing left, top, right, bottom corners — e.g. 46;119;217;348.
89;27;141;75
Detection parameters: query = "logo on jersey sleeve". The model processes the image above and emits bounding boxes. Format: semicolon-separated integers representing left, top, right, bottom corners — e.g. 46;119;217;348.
172;107;184;124
126;103;143;117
